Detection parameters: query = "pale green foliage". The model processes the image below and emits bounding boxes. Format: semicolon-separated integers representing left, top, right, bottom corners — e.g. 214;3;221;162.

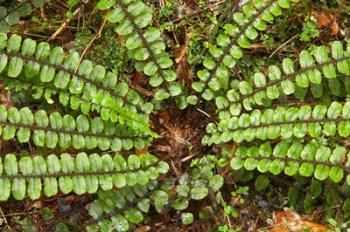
0;33;156;137
87;180;169;231
218;41;350;115
0;105;151;150
187;0;350;225
1;0;350;230
191;0;300;102
0;7;168;229
203;101;350;145
0;152;168;200
230;140;348;183
300;19;320;42
100;0;183;102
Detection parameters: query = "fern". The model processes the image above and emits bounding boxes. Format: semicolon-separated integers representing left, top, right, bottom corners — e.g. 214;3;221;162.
100;0;184;102
171;155;224;211
87;180;169;231
203;101;350;145
230;140;348;184
0;33;157;137
191;0;299;101
0;152;168;200
223;41;350;114
0;105;151;150
1;0;350;230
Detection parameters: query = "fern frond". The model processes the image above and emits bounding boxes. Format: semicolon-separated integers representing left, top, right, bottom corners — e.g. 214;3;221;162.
203;101;350;145
171;156;225;211
230;140;349;184
0;33;156;136
0;105;151;150
88;180;169;231
101;0;183;101
191;0;299;101
224;41;350;114
1;74;156;136
0;152;169;200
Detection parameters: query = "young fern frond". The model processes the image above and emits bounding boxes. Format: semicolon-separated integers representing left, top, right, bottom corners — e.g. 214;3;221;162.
102;0;183;101
230;140;349;185
0;34;156;136
0;105;151;151
171;157;225;211
87;180;169;232
0;152;169;200
191;0;299;101
223;41;350;114
203;101;350;145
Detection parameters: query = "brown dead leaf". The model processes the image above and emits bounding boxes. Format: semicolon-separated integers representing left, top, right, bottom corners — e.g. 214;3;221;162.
175;44;187;64
303;221;332;232
331;22;340;36
315;9;339;35
134;226;150;232
159;111;170;125
176;56;190;87
317;11;332;27
268;210;331;232
136;146;148;156
133;72;143;85
0;97;13;108
174;28;191;87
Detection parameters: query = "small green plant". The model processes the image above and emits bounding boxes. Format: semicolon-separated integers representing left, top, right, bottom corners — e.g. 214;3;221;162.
1;0;350;230
300;18;320;42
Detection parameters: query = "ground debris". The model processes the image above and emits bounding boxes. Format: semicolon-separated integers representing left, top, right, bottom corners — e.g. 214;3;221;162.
267;210;331;232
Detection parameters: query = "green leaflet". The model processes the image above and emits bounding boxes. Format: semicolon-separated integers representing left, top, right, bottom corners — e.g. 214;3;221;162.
0;153;163;200
204;101;350;145
230;140;350;185
0;106;151;151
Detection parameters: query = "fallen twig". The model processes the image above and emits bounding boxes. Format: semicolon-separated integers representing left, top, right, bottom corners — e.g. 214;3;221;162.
48;7;81;41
